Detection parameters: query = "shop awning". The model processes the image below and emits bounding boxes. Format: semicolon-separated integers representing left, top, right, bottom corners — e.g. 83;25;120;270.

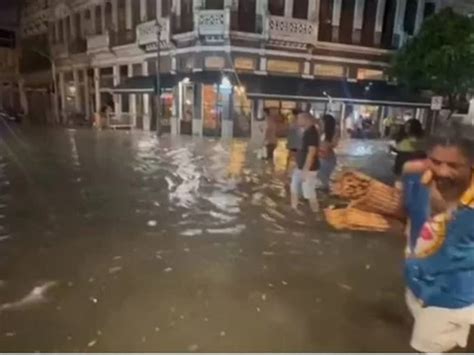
181;71;430;107
111;74;177;94
235;74;430;107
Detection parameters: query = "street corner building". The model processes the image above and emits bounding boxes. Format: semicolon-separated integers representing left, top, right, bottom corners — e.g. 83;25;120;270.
2;0;473;138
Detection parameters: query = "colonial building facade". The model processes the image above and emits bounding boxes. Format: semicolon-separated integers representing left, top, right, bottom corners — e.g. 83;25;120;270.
13;0;469;137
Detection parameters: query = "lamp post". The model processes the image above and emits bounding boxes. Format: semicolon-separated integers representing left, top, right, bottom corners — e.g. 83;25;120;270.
155;20;162;136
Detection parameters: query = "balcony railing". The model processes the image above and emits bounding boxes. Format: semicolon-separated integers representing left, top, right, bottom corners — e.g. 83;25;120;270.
87;32;110;54
267;15;317;44
136;18;171;47
197;9;229;36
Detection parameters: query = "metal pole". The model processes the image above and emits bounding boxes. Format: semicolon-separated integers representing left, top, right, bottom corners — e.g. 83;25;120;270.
155;20;162;135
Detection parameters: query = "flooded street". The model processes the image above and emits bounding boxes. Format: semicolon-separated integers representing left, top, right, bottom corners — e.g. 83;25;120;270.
0;126;412;352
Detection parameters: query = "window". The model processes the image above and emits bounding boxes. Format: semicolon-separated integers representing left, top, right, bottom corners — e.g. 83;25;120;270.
205;0;224;9
361;0;377;46
95;5;102;34
404;0;417;35
293;0;308;19
268;0;284;16
65;16;71;41
105;1;113;30
238;0;256;33
131;0;140;28
381;0;397;48
146;0;157;21
74;12;81;38
162;0;171;17
339;0;355;43
318;0;333;41
118;0;126;31
424;2;436;19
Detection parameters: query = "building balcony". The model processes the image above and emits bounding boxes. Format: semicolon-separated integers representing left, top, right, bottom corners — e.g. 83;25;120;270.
87;32;110;54
51;42;69;59
266;15;317;48
197;9;229;36
136;18;171;49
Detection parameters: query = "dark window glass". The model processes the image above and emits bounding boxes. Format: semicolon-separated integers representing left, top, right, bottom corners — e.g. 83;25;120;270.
381;0;397;48
205;0;224;9
65;16;71;41
404;0;417;35
268;0;284;16
74;13;82;38
339;0;355;43
238;0;256;32
147;0;157;20
423;2;435;19
95;5;102;34
118;0;126;31
105;2;113;30
162;0;171;17
293;0;309;19
132;0;140;27
318;0;333;41
120;65;128;77
361;0;377;46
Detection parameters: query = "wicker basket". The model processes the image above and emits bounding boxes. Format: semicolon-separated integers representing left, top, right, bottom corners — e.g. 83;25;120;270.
350;180;404;220
324;207;402;232
332;170;373;199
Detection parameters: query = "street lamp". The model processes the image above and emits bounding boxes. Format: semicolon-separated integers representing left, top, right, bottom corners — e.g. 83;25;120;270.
155;19;162;136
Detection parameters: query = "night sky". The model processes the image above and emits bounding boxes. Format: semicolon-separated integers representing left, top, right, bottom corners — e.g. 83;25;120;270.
0;0;20;30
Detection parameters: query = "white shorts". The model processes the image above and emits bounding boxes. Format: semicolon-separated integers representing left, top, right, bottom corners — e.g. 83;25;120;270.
291;169;318;200
406;289;474;353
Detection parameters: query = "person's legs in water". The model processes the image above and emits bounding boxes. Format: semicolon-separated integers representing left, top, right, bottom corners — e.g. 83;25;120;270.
290;169;302;210
302;171;320;213
319;156;337;192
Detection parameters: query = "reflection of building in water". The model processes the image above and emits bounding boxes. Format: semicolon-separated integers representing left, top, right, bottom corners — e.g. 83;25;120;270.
14;0;467;136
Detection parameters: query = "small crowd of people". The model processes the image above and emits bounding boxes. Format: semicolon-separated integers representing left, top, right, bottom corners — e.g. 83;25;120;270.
263;109;338;213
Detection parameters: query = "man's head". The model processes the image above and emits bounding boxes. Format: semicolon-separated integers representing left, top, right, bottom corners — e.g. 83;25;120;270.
427;129;474;202
297;112;316;129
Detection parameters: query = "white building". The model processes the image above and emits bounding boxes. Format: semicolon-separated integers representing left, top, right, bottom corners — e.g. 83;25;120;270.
12;0;467;137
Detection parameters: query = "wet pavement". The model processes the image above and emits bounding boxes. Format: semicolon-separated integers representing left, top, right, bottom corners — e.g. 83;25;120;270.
0;126;417;352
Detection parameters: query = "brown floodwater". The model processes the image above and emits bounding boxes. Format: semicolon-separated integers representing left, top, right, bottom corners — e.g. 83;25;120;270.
0;126;419;352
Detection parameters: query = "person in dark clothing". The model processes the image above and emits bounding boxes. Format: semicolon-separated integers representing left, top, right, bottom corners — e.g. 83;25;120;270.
291;113;320;213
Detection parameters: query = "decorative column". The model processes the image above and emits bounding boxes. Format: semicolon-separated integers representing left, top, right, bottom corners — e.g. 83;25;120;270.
84;68;91;118
414;0;425;34
59;72;66;123
308;0;320;41
251;99;265;143
220;85;233;139
113;65;121;115
192;84;203;137
94;67;101;114
73;69;81;112
331;0;342;42
284;0;294;18
374;0;386;46
128;64;137;128
393;0;407;48
352;0;365;44
142;61;151;131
